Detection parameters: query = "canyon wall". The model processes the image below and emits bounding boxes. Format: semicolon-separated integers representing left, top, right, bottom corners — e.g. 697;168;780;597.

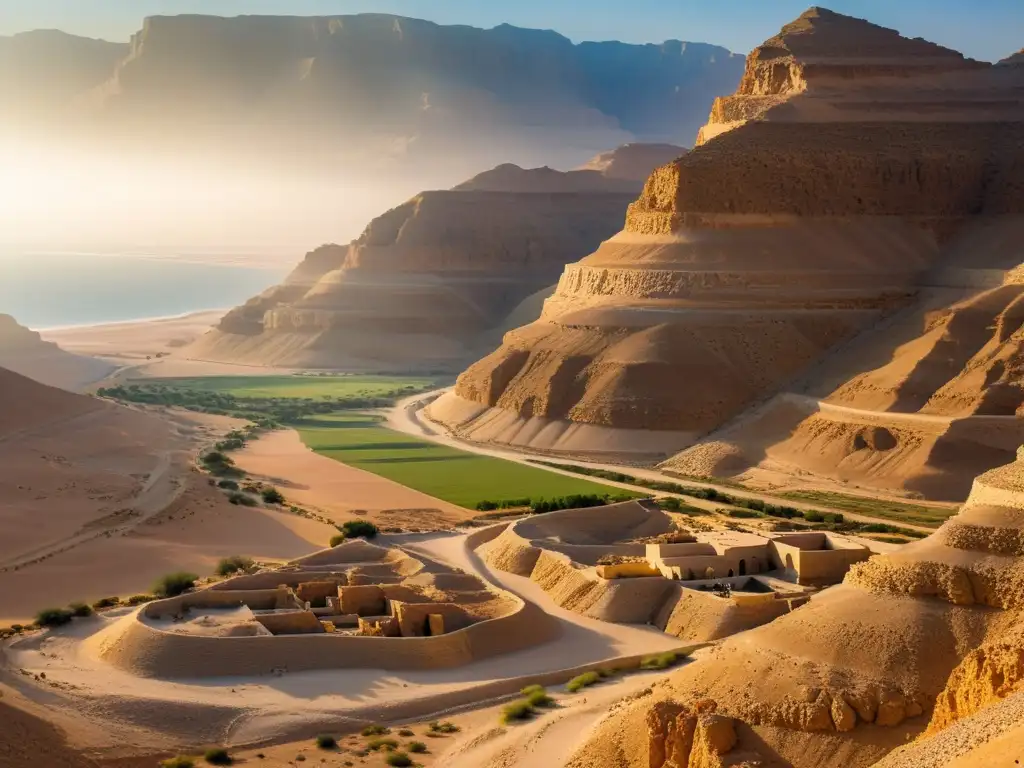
435;7;1024;476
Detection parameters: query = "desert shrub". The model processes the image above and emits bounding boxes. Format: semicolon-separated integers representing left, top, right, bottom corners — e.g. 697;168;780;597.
126;594;155;605
640;652;681;670
726;508;761;519
340;520;378;539
803;510;825;523
153;572;198;598
501;700;535;724
203;748;232;765
475;500;498;511
217;479;239;490
525;689;554;708
68;602;94;618
216;556;254;577
227;491;257;507
35;607;74;627
160;757;195;768
91;596;120;610
329;534;346;547
361;724;390;736
385;754;413;767
315;735;337;750
566;671;603;693
366;737;399;751
428;721;459;734
261;487;285;505
520;684;545;697
823;512;845;524
397;729;414;737
407;741;427;753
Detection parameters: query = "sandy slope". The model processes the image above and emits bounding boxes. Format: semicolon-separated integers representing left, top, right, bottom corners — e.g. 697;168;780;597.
232;428;472;529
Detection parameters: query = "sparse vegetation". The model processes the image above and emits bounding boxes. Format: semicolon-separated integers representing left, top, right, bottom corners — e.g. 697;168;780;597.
329;534;346;547
361;724;391;737
397;729;414;737
126;594;156;605
92;596;120;610
428;721;459;734
35;607;74;627
366;737;399;751
339;520;379;539
407;741;427;753
315;735;337;750
68;602;93;618
524;687;555;708
216;556;254;577
203;748;232;765
227;491;257;507
217;479;239;490
153;572;199;598
501;700;536;724
640;651;682;670
160;757;196;768
385;753;413;768
566;670;605;692
777;490;955;528
199;451;243;478
260;487;285;505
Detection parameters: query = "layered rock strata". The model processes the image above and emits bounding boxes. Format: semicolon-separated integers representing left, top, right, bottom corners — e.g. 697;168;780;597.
434;7;1024;466
568;449;1024;768
190;148;677;371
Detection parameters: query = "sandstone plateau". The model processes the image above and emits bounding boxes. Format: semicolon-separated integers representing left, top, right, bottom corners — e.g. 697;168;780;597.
188;145;683;371
0;314;114;391
432;7;1024;489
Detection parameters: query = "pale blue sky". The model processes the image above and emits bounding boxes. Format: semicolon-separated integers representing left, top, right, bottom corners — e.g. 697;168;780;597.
1;1;1021;62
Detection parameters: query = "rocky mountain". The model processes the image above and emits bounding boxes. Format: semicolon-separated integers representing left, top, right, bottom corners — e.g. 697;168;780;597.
0;30;126;120
571;449;1024;768
431;7;1024;487
186;145;679;371
0;314;114;391
5;14;741;174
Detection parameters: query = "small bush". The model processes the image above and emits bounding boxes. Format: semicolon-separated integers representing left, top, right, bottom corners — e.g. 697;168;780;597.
153;572;199;598
501;700;535;724
340;520;379;539
407;741;427;753
367;737;399;751
160;758;195;768
520;684;546;697
803;510;825;523
640;652;680;670
397;729;414;737
92;596;120;610
823;512;845;524
36;607;74;627
361;724;390;736
68;602;94;618
315;735;337;750
227;491;257;507
385;754;413;768
475;500;497;511
566;671;603;693
203;748;232;765
217;479;239;490
216;556;254;577
525;689;555;708
126;594;155;606
428;720;459;734
726;508;761;519
329;534;346;547
261;487;285;505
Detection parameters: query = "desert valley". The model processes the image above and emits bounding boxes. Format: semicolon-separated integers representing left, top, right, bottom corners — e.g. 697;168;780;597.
2;4;1024;768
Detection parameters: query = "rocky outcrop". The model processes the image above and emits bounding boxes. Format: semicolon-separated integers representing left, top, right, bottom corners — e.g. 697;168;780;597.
190;149;686;370
0;314;114;391
647;700;763;768
436;7;1024;467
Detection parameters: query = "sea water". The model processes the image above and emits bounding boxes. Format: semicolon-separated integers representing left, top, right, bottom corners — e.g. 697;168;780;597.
0;251;289;330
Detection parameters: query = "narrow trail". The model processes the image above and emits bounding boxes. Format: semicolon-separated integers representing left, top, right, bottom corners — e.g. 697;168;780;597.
385;389;944;535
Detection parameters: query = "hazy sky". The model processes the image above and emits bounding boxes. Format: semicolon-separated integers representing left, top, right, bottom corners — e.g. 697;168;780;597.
2;0;1022;62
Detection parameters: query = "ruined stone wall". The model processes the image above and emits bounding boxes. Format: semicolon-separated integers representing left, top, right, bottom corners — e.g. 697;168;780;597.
254;610;325;635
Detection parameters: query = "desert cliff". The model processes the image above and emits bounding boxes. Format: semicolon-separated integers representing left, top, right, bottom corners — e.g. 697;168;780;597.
433;7;1024;481
0;314;114;391
188;147;680;371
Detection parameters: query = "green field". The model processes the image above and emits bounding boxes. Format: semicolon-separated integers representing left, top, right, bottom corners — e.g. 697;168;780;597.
297;413;639;509
138;375;438;399
776;490;957;528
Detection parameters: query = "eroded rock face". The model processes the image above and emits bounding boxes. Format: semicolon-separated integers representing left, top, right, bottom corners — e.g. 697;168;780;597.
438;7;1024;462
191;150;679;370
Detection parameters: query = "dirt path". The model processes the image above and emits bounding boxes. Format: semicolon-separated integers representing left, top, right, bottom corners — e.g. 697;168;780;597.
386;390;943;535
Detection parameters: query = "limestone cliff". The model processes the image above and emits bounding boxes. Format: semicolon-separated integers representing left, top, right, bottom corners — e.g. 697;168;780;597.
568;452;1024;768
0;315;114;392
189;148;679;370
434;7;1024;466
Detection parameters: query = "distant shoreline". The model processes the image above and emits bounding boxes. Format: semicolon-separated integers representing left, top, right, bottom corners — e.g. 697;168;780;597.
35;308;227;333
